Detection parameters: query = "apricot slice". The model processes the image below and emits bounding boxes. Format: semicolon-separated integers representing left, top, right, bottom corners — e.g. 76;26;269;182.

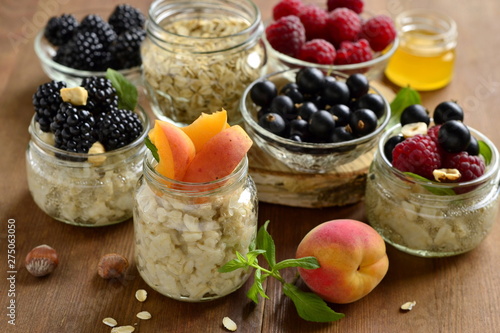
182;125;253;183
180;109;229;152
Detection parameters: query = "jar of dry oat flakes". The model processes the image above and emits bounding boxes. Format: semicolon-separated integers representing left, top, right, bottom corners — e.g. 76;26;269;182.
133;150;258;301
141;0;267;126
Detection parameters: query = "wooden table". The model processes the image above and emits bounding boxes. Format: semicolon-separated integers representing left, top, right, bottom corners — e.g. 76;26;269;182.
1;0;500;332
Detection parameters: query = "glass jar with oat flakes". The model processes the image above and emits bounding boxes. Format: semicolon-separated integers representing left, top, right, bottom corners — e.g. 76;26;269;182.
141;0;267;126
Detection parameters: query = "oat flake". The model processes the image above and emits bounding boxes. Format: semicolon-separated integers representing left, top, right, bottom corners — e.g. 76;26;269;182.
111;325;135;333
136;311;152;320
222;316;237;331
135;289;147;302
400;301;417;311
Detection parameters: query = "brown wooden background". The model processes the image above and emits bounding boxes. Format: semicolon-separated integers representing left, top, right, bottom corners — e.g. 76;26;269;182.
1;0;500;332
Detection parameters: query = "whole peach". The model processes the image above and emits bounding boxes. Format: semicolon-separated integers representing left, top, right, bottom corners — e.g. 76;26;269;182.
296;219;389;304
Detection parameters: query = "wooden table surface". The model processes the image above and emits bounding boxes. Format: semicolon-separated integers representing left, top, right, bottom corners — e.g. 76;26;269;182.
2;0;500;332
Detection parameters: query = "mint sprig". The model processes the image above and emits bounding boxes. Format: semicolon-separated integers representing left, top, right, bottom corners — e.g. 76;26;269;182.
219;221;345;323
106;68;138;111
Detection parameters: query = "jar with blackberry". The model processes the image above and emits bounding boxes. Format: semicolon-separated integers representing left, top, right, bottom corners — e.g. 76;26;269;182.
26;78;150;226
365;123;500;257
141;0;267;126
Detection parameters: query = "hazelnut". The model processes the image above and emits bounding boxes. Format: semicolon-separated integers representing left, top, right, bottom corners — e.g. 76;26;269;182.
401;122;428;138
24;244;59;277
433;168;461;182
97;253;129;279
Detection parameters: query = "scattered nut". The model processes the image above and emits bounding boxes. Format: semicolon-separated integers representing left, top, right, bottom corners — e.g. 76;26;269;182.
401;122;428;138
60;87;88;106
97;253;129;279
102;317;118;327
222;316;237;332
88;141;107;166
136;311;152;320
111;325;135;333
400;301;417;311
135;289;147;302
24;244;59;277
433;168;461;182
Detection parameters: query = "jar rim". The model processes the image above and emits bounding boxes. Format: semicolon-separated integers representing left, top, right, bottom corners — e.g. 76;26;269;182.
378;124;500;189
29;105;151;162
396;9;457;41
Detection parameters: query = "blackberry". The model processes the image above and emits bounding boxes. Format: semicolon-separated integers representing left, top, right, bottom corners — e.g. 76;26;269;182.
32;81;67;132
81;77;118;116
78;14;117;47
53;31;111;71
97;108;143;150
50;103;96;154
109;27;146;69
108;4;146;35
44;14;78;46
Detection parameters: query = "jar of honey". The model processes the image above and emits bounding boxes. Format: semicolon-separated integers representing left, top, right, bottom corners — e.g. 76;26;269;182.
384;10;458;91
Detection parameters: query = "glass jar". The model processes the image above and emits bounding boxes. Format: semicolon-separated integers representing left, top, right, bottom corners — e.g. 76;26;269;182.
134;151;258;301
365;125;500;257
384;9;458;91
26;107;150;227
141;0;267;126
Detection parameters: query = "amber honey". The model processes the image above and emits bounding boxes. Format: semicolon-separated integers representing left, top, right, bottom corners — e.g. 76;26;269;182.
385;10;457;91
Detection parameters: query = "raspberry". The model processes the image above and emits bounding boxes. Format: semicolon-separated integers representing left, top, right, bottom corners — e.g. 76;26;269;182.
427;125;441;144
266;15;306;57
44;14;78;46
297;5;328;40
392;134;441;180
108;4;145;35
361;15;397;52
334;39;373;65
327;0;364;14
442;151;485;182
298;39;336;64
272;0;305;21
325;8;362;47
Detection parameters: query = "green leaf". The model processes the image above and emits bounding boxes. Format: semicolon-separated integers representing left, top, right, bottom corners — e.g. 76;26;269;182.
403;172;456;195
257;221;276;268
282;283;345;323
274;257;320;271
218;258;247;273
247;269;268;303
388;87;422;128
106;68;138;111
478;140;492;165
145;136;159;162
246;249;267;266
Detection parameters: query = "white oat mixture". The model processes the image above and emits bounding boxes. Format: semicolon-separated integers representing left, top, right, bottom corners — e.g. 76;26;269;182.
134;180;257;301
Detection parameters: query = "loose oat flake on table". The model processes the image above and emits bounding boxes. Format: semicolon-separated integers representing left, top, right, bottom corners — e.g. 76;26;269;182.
102;317;118;327
135;289;147;302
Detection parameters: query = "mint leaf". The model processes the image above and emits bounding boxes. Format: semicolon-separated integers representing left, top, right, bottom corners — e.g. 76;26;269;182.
478;140;492;165
246;249;267;265
106;68;138;111
247;269;268;303
145;136;159;162
388;87;421;128
218;256;247;273
257;221;276;268
274;257;320;271
283;283;345;322
403;172;456;195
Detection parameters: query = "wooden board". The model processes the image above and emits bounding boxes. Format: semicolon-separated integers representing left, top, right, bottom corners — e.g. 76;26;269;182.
248;81;396;208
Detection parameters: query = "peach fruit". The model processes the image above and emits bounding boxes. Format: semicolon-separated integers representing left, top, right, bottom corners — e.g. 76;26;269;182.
182;125;253;183
296;219;389;304
181;109;229;152
149;120;196;180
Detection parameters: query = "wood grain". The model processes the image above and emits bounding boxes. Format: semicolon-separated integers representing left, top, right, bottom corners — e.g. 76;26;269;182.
1;0;500;332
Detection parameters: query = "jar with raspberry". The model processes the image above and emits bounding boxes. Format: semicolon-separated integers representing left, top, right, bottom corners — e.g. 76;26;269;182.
365;124;500;257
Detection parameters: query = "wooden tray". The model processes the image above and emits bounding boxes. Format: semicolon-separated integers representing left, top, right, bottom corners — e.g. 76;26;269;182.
248;81;395;208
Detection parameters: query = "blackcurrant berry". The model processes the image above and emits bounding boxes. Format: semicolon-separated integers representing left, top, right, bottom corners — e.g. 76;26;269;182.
297;101;318;121
309;110;335;140
349;109;378;136
250;80;277;107
438;120;471;153
270;95;294;116
329;104;351;127
466;135;479;156
289;134;303;142
280;82;304;104
356;93;385;119
330;127;356;151
433;101;464;124
400;104;430;126
383;135;405;162
322;79;350;106
289;117;309;139
296;67;325;94
258;112;286;136
346;73;369;98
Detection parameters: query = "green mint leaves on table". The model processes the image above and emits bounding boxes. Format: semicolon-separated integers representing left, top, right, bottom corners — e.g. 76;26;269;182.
106;68;138;111
219;221;345;323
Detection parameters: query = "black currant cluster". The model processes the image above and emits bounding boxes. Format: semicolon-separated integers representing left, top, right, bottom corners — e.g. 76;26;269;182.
45;4;145;71
384;101;478;162
32;78;143;160
249;68;385;147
